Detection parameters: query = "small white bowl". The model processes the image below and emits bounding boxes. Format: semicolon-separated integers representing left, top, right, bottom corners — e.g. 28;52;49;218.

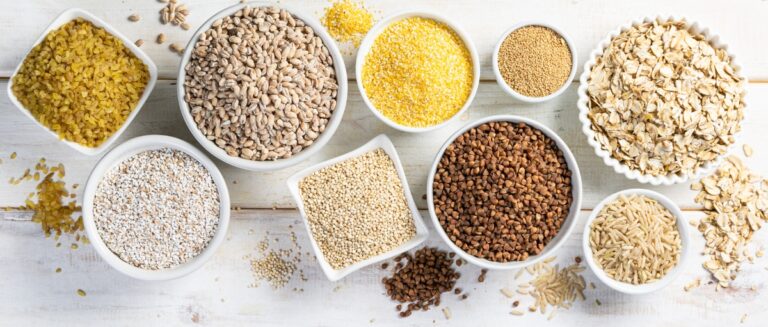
6;8;158;156
576;16;747;185
82;135;231;281
286;134;429;281
177;3;348;171
492;22;577;103
582;188;691;295
426;115;583;270
355;11;480;133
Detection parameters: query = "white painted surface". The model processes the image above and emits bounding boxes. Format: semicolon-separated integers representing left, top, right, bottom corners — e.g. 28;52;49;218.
1;0;767;326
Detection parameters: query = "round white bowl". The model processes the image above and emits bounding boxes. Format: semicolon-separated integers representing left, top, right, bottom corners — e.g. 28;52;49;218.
576;16;747;185
7;8;157;156
82;135;231;281
355;11;480;133
177;3;348;171
426;115;583;270
492;21;576;103
582;188;691;295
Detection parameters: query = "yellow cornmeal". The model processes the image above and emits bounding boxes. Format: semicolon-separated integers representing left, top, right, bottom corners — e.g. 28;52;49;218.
12;18;149;148
321;0;374;48
362;17;473;128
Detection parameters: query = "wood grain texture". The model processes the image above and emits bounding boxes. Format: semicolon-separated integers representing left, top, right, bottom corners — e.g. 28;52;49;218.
0;0;767;80
1;81;766;209
1;209;767;326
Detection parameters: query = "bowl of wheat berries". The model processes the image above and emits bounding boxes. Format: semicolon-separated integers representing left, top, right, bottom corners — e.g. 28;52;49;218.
178;4;347;171
427;115;582;270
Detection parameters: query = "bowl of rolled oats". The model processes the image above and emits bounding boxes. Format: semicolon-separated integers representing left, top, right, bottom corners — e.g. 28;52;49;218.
577;17;747;185
178;4;347;171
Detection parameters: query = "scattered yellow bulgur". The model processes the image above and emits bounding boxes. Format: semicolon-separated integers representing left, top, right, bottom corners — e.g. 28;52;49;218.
321;0;374;48
11;18;150;148
362;17;473;128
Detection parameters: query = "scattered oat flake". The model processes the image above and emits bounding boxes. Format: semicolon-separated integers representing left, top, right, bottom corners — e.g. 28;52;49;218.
10;152;17;159
743;144;753;157
510;310;524;316
500;287;515;298
76;289;86;297
442;307;451;320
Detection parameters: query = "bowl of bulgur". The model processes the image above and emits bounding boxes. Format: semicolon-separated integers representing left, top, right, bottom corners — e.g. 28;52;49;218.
7;8;156;156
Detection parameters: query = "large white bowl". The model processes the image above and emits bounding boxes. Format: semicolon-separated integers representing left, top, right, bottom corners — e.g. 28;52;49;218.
492;21;577;103
576;16;747;185
82;135;231;281
426;115;583;270
355;11;480;133
582;189;691;295
287;134;429;281
7;8;158;156
177;3;348;171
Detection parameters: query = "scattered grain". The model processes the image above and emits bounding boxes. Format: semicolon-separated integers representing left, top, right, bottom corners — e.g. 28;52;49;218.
692;156;768;287
321;0;374;48
135;39;144;47
743;144;754;157
128;14;141;22
156;33;166;44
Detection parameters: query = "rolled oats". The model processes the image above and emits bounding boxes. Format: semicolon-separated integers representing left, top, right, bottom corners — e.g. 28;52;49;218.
587;19;745;177
692;156;768;287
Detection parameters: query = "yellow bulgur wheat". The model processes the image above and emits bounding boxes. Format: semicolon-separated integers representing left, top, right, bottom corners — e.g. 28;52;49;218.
321;0;374;48
11;19;150;148
362;17;473;128
11;158;84;241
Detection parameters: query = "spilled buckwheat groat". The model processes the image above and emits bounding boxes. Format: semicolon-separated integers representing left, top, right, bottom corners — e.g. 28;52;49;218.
381;247;461;318
432;121;573;262
692;155;768;288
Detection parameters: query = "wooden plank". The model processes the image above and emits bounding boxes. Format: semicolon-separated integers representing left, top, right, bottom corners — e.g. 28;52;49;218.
1;208;766;326
1;0;767;80
1;80;766;210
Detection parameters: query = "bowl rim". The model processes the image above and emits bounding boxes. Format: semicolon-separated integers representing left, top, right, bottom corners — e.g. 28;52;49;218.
6;8;158;156
176;3;348;171
286;134;430;281
354;10;481;133
82;135;231;281
581;188;691;294
491;21;577;103
426;114;583;270
575;15;748;185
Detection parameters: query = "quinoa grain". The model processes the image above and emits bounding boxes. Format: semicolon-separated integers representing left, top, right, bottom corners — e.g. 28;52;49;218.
299;149;416;270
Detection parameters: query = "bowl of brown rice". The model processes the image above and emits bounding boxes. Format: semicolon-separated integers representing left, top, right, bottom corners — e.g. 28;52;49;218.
582;189;691;294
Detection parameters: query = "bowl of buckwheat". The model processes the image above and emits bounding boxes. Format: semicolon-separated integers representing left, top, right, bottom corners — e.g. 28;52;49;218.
577;16;747;185
426;115;582;270
178;4;347;171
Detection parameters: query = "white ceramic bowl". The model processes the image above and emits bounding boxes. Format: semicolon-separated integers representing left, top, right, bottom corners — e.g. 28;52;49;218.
6;8;158;156
82;135;230;281
492;21;577;102
287;134;429;281
576;16;747;185
355;11;480;133
426;115;583;270
582;188;691;295
177;3;348;171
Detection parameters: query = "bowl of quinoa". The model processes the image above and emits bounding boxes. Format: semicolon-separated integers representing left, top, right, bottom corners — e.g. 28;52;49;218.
82;135;230;280
356;11;479;133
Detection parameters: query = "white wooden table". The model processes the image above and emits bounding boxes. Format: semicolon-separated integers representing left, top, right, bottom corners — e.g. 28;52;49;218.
2;1;767;326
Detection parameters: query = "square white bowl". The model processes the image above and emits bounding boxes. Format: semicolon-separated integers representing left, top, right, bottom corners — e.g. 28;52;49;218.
286;134;429;281
7;8;158;156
